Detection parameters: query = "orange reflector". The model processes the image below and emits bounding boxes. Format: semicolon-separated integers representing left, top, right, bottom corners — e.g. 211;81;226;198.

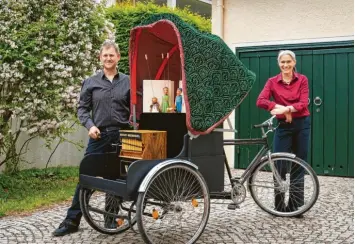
192;198;198;207
117;218;124;226
152;209;159;220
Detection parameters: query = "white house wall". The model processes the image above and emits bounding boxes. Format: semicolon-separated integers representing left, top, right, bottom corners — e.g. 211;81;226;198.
222;0;353;45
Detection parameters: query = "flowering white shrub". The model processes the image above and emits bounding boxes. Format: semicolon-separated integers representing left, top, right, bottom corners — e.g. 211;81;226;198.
0;0;114;171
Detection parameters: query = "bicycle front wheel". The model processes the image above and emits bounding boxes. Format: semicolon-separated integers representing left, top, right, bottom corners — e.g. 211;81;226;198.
248;155;319;217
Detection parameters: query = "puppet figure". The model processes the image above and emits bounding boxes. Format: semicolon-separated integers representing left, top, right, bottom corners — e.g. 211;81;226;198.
161;87;170;113
175;88;183;113
150;97;161;113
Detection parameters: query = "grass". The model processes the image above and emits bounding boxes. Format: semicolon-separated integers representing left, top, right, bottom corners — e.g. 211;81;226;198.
0;166;78;217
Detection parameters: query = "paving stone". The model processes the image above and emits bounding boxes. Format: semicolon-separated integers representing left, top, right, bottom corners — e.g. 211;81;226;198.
0;170;353;243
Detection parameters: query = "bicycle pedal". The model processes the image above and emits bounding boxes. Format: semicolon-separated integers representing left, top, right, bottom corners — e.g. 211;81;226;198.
231;177;240;182
227;203;239;210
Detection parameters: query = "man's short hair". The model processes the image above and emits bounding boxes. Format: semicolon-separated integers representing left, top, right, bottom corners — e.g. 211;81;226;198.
100;40;120;54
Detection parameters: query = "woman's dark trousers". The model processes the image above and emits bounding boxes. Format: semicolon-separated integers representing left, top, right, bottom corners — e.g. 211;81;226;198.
273;116;311;211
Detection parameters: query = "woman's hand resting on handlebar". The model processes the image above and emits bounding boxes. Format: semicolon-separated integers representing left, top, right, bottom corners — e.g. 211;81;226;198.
284;112;292;123
270;105;292;123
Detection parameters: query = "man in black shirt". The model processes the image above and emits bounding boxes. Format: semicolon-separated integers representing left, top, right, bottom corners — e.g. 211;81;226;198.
53;40;130;236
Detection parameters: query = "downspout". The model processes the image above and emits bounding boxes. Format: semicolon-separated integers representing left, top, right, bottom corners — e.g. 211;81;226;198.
167;0;177;9
212;0;224;38
213;0;236;168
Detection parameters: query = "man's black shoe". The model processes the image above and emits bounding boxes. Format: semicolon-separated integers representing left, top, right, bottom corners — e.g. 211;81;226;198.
105;221;118;229
104;216;118;229
52;219;79;237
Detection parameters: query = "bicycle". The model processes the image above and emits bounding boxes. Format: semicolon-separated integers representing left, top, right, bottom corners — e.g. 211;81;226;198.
221;115;319;217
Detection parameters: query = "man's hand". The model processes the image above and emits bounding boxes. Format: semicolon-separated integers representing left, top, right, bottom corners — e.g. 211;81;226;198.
88;126;101;140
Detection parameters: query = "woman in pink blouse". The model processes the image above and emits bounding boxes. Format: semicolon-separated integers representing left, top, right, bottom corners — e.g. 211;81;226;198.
256;50;310;217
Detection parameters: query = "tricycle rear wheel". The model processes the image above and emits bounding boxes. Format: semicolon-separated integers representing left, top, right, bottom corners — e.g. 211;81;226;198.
79;188;136;235
136;163;210;244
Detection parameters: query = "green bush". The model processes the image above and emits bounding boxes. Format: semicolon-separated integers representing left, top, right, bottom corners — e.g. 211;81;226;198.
106;1;211;74
0;0;114;172
0;0;210;173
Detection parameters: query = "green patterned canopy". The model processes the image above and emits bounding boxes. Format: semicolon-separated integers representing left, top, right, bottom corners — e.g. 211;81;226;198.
129;13;255;135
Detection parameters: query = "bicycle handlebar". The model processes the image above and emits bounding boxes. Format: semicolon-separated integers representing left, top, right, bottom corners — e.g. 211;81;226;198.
253;115;276;128
253;123;269;128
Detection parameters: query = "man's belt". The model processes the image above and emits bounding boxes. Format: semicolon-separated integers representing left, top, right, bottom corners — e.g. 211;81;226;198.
98;126;121;132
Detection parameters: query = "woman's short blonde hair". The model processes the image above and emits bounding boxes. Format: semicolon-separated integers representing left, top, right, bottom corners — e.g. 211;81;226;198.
277;50;296;63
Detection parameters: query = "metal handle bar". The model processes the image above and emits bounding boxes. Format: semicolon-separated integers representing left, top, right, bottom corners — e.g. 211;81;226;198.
253;115;276;128
253;115;278;138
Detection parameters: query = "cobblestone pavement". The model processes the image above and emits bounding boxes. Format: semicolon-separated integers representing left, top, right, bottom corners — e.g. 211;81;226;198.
0;169;353;244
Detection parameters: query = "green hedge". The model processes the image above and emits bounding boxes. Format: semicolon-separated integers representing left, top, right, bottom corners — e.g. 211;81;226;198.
106;1;211;74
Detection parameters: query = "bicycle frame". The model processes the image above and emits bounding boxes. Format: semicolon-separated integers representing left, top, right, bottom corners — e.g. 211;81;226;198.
224;137;270;185
222;115;285;187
